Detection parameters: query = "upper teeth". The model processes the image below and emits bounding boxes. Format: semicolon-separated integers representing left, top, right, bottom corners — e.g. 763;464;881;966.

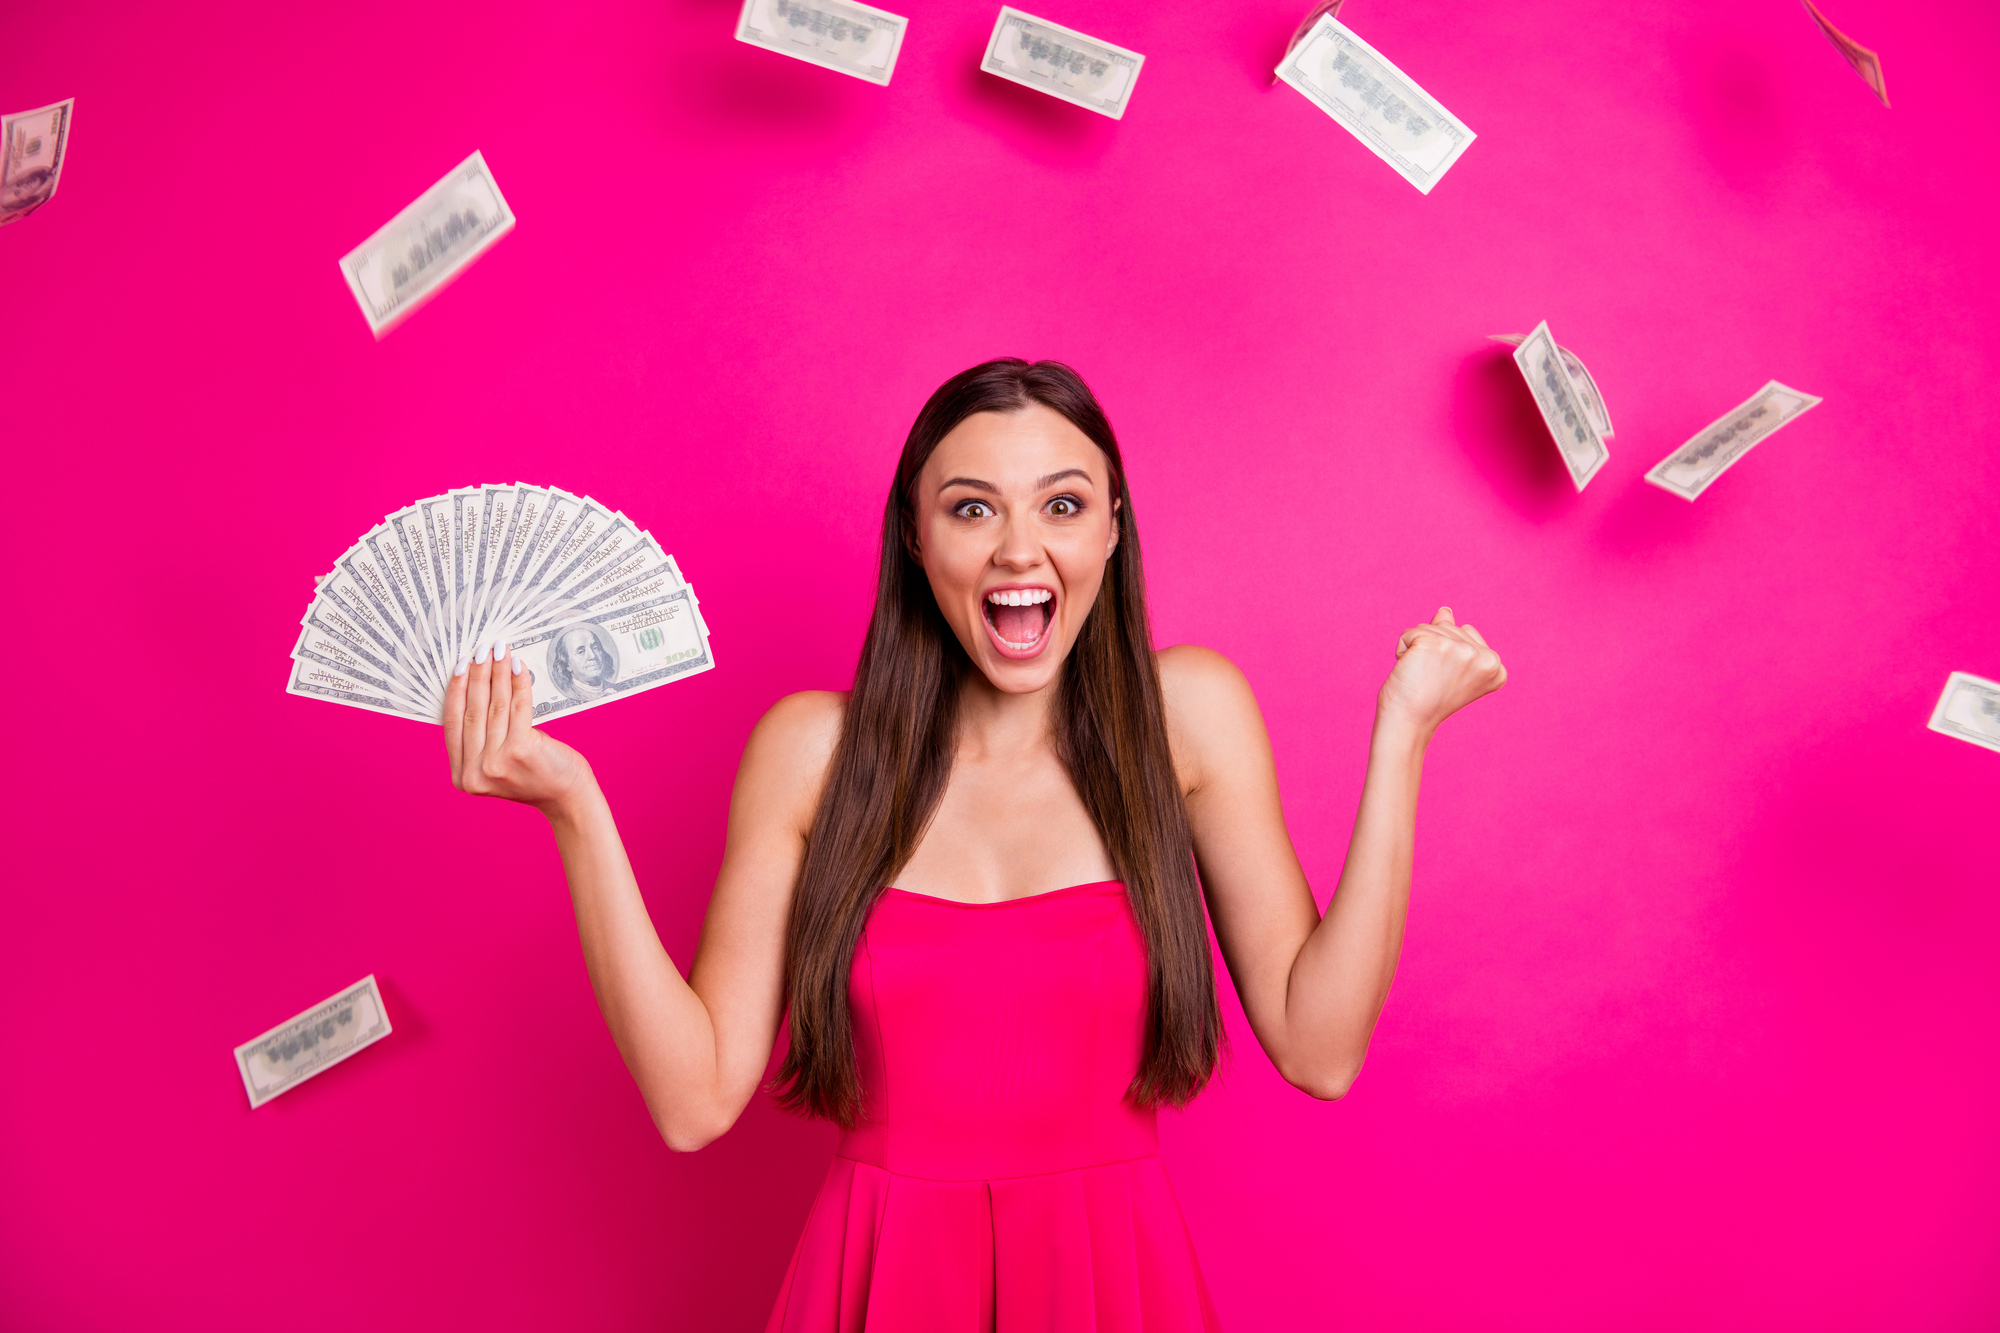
986;588;1052;606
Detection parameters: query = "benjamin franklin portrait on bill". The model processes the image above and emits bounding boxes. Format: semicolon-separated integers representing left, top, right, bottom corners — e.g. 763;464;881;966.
547;623;620;702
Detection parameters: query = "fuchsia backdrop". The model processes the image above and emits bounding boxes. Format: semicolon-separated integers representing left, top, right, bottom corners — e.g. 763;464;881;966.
3;0;1997;1327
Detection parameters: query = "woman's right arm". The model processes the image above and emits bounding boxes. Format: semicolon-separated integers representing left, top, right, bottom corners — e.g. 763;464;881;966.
446;644;841;1151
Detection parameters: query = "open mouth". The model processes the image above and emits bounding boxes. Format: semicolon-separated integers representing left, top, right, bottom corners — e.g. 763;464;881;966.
981;586;1055;657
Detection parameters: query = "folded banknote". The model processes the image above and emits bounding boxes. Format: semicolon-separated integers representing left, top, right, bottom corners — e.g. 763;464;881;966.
1510;322;1610;491
1488;333;1614;442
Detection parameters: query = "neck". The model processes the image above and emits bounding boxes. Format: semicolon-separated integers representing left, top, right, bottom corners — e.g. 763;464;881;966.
954;663;1058;760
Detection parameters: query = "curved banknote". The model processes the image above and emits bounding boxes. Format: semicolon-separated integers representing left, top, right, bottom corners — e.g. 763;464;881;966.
1802;0;1888;108
2;98;74;226
1645;381;1822;501
288;485;715;724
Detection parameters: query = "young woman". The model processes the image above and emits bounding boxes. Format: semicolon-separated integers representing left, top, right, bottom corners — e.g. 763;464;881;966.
442;360;1506;1330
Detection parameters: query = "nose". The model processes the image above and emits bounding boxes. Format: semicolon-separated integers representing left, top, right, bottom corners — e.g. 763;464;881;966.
992;509;1044;573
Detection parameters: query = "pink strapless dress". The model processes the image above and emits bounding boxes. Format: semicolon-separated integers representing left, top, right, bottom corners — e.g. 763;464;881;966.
765;881;1221;1332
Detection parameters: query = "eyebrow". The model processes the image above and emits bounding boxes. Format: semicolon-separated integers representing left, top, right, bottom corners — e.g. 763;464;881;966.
936;468;1094;495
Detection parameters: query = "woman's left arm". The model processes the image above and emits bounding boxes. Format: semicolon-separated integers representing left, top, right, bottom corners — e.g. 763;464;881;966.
1163;607;1505;1100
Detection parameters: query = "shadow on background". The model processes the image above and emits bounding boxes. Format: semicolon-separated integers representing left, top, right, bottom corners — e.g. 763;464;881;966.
655;1;880;141
1676;26;1801;192
236;975;429;1121
1236;8;1299;91
1591;468;1715;559
952;41;1121;167
1450;346;1577;522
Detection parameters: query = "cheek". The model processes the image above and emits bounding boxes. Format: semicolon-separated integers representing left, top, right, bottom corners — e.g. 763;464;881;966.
919;521;983;600
1050;530;1114;612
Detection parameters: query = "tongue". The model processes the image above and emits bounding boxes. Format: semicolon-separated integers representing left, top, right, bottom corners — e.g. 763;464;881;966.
992;602;1044;644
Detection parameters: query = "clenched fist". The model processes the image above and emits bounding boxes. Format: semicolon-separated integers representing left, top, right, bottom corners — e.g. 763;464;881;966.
1378;607;1506;739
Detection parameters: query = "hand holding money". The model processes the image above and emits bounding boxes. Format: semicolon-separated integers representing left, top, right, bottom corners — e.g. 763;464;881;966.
446;643;594;813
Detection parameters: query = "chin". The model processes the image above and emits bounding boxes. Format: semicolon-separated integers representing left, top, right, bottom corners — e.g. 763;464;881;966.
975;651;1066;695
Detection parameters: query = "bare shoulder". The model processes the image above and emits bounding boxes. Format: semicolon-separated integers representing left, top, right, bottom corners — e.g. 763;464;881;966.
1154;645;1269;791
735;690;847;827
1157;643;1252;703
751;689;846;756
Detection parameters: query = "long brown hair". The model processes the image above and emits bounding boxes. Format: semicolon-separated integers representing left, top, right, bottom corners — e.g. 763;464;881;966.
776;359;1220;1127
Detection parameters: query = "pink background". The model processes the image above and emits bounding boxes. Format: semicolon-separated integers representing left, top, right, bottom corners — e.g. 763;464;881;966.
3;0;1997;1327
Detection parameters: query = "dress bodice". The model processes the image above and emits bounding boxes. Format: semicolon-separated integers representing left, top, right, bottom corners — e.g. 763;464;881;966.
839;881;1159;1181
765;881;1220;1332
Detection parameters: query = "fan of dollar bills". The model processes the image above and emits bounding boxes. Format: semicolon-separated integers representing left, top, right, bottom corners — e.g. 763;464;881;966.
288;485;713;726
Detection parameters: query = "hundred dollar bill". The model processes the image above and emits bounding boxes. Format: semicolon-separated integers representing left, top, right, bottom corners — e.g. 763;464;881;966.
1803;0;1888;108
737;0;907;85
286;654;435;722
2;98;74;226
1277;15;1474;194
1512;321;1609;491
982;7;1146;120
511;589;715;724
234;976;393;1108
1928;672;2000;754
311;559;442;705
1645;381;1822;501
339;151;515;338
479;487;591;646
291;609;437;715
1488;333;1614;440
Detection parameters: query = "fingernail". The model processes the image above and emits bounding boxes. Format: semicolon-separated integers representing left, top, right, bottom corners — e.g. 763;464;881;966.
495;641;508;661
453;657;470;678
511;654;524;676
474;643;490;664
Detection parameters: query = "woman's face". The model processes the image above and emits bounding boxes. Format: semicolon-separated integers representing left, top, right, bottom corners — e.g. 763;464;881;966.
913;404;1119;696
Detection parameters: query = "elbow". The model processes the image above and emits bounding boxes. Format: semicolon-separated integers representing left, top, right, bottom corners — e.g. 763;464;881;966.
1280;1056;1363;1103
654;1103;738;1154
659;1123;722;1154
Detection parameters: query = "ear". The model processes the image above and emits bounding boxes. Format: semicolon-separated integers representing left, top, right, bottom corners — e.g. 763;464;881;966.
1106;497;1121;559
901;498;925;567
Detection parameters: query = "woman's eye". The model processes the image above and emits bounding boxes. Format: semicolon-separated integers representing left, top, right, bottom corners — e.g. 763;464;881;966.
1047;496;1079;517
956;501;994;519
